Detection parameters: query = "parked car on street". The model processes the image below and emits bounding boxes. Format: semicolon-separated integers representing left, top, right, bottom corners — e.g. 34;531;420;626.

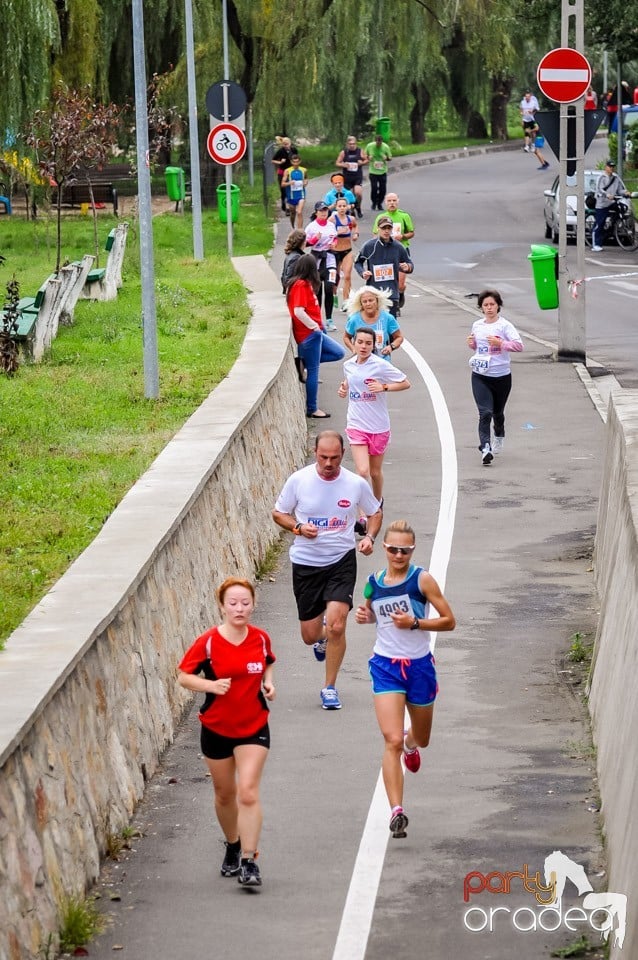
543;170;604;242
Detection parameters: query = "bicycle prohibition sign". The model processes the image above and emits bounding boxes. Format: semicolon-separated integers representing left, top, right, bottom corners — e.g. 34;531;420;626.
207;123;247;165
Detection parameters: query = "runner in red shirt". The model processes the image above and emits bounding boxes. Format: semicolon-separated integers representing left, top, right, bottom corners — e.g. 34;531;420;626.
178;577;275;887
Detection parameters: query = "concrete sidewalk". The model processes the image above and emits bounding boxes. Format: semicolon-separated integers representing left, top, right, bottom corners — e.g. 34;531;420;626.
87;242;608;959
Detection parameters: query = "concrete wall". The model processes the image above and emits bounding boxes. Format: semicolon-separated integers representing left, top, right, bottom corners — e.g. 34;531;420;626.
0;257;307;960
590;391;638;960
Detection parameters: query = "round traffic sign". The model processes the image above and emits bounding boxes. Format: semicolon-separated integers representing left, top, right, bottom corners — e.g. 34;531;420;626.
206;123;247;165
205;82;247;123
537;48;591;104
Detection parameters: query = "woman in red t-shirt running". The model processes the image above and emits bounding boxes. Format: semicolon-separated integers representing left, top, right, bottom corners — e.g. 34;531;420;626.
178;578;275;887
286;254;345;419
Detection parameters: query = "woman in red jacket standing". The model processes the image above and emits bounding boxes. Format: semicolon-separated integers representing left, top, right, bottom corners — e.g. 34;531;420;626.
178;577;276;887
286;254;345;419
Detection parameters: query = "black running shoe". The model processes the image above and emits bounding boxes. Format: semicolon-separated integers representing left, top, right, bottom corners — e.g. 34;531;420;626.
399;292;405;309
221;840;241;877
238;858;262;886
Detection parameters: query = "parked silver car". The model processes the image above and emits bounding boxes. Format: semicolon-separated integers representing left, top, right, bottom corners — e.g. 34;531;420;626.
543;170;603;242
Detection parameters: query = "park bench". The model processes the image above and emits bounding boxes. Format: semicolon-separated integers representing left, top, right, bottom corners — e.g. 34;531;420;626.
80;222;129;301
1;257;94;361
49;164;135;216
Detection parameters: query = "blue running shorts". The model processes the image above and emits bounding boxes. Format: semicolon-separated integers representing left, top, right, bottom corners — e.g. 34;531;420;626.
368;652;438;706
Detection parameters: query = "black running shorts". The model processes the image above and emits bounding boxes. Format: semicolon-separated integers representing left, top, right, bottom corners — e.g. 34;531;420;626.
292;548;357;622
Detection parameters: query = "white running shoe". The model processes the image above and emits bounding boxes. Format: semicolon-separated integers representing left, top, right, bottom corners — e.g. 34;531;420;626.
492;436;504;454
591;246;603;252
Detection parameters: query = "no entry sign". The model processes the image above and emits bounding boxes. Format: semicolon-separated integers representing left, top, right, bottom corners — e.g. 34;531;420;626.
537;48;591;104
206;123;247;164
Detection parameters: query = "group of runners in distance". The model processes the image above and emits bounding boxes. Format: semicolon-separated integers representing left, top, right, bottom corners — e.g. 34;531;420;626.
178;131;526;889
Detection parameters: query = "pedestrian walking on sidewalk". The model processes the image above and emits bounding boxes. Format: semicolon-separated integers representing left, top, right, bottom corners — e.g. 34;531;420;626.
338;326;410;503
355;519;455;839
177;577;276;888
273;431;382;711
466;289;524;465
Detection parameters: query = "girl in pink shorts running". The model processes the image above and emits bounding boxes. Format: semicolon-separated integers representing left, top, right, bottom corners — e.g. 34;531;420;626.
338;326;410;502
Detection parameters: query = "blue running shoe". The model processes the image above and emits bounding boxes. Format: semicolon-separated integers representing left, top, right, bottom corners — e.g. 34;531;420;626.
320;686;342;710
313;638;327;661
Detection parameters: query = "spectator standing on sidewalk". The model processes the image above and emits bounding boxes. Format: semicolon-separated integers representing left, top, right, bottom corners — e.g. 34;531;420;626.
273;431;382;712
177;577;276;888
365;133;392;210
519;91;540;151
466;289;523;465
355;519;455;839
286;254;344;419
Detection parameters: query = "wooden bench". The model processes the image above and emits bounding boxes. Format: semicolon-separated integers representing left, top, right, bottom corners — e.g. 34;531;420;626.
80;229;116;287
1;280;50;355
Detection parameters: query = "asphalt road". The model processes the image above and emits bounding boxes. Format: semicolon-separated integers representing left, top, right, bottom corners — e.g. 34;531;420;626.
391;137;638;387
87;148;612;960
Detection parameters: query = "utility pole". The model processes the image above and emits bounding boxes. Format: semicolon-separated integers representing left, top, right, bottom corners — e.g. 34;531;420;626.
132;0;159;398
557;0;586;363
184;0;204;261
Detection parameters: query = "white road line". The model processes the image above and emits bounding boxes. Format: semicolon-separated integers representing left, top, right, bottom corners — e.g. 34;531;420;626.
331;336;458;960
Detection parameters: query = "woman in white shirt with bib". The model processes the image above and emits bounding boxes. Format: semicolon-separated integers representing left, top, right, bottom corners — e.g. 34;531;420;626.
466;289;523;465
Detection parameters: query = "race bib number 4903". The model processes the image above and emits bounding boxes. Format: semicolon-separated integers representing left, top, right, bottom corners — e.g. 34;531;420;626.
373;593;412;626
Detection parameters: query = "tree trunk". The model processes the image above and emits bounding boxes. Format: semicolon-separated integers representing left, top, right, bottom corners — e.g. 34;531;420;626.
410;82;431;143
444;25;487;139
490;74;514;140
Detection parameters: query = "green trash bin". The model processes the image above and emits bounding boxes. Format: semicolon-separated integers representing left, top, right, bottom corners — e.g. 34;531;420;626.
217;183;240;224
165;166;186;202
375;117;391;141
528;244;559;310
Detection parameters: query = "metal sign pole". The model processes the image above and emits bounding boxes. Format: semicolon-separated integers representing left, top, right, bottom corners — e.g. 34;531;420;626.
132;0;159;398
222;0;233;257
184;0;204;261
557;0;586;363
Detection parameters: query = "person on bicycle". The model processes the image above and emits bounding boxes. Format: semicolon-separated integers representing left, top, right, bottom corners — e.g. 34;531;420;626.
592;159;629;251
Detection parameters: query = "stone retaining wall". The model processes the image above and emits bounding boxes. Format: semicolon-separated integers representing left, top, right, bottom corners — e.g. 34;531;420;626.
590;391;638;960
0;256;307;960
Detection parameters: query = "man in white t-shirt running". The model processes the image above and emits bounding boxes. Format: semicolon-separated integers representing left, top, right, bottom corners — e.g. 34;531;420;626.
519;90;540;151
273;431;383;710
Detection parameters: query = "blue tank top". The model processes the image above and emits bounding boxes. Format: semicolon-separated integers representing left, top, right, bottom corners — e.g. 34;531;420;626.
332;212;352;238
365;565;433;658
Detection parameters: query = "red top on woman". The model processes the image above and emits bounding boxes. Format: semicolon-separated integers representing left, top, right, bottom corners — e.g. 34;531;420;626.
287;279;323;344
179;625;276;738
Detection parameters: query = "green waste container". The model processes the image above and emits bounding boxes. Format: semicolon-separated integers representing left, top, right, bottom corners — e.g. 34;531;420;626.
375;117;391;141
217;183;240;223
165;166;186;202
528;244;559;310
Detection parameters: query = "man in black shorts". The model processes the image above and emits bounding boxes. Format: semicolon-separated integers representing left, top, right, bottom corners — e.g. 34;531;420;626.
336;135;368;218
273;431;382;710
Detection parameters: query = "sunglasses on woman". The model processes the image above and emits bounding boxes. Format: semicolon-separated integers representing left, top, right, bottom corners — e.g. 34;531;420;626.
383;544;415;555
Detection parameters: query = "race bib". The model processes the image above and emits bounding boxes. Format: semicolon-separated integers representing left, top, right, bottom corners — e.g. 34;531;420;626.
373;263;395;283
375;329;384;348
372;160;385;171
291;179;303;193
373;593;412;627
347;162;358;172
392;223;402;239
469;353;491;374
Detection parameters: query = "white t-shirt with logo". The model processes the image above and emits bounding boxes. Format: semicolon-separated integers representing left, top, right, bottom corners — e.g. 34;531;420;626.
343;354;407;434
275;464;380;566
468;317;523;378
520;95;539;121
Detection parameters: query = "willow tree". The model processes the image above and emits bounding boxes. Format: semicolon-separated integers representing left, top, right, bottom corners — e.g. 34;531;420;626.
1;0;59;140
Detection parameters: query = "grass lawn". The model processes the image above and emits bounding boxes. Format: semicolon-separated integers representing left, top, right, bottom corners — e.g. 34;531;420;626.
0;186;274;647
